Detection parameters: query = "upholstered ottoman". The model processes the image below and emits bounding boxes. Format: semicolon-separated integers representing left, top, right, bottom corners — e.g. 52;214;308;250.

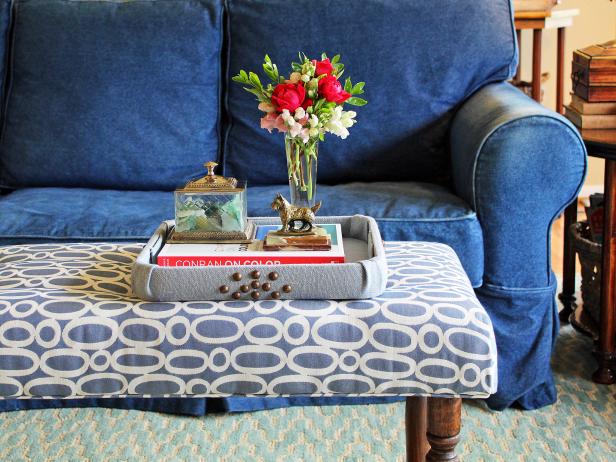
0;241;497;461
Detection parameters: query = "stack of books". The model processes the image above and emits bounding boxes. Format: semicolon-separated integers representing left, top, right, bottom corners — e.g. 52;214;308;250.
157;223;345;266
565;41;616;130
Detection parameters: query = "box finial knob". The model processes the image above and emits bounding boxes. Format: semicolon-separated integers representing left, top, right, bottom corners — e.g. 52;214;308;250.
205;161;218;181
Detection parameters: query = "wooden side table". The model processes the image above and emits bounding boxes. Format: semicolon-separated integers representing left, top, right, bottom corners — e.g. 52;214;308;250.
514;9;579;113
560;129;616;384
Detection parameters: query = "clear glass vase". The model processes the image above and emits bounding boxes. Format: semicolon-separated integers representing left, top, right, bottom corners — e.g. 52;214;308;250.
285;135;318;208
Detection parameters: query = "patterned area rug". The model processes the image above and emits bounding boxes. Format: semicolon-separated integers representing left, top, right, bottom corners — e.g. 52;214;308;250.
0;326;614;461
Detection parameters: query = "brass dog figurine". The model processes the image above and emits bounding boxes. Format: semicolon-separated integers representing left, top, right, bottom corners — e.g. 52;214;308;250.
271;193;322;234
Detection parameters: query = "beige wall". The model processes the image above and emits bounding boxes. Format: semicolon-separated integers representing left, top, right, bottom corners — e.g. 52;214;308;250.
519;0;616;190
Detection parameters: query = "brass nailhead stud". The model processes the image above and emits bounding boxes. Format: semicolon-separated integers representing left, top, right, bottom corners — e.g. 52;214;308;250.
271;291;281;299
251;291;261;300
282;284;292;293
250;280;260;289
268;272;279;281
262;282;272;291
231;292;242;300
240;284;250;293
219;285;229;294
251;270;261;279
232;272;242;281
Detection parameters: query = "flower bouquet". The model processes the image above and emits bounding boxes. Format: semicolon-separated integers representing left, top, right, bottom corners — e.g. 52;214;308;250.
233;53;366;207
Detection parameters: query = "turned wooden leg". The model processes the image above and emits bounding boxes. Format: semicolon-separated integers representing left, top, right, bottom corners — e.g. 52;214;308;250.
556;27;565;115
514;28;522;82
593;160;616;384
426;398;462;462
559;200;578;324
406;397;428;462
531;29;542;103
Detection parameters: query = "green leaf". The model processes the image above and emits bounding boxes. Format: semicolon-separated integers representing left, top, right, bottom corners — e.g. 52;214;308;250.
243;87;266;101
321;52;327;60
346;97;368;106
240;70;248;80
344;77;352;93
331;54;340;65
248;72;262;89
231;75;245;83
351;82;365;95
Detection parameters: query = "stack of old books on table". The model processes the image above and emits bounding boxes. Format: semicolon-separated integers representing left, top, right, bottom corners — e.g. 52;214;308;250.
565;41;616;130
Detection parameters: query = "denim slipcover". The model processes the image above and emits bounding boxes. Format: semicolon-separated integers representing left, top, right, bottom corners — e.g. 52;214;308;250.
0;1;588;414
0;0;222;190
0;183;483;286
450;83;587;410
223;0;517;185
0;0;11;104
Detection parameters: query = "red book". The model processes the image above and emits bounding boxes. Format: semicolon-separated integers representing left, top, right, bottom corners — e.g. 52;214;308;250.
157;255;344;267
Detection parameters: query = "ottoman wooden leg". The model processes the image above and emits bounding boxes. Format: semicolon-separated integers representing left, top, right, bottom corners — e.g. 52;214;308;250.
426;397;462;461
406;397;428;462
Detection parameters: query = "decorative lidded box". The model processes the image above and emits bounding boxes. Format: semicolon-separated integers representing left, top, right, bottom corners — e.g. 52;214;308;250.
171;162;253;242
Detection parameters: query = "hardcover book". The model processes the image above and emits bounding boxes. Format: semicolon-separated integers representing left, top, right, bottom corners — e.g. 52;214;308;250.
569;94;616;115
157;224;345;266
565;105;616;129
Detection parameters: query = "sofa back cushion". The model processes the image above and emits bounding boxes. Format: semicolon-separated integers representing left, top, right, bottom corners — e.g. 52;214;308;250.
223;0;517;185
0;0;222;191
0;0;11;103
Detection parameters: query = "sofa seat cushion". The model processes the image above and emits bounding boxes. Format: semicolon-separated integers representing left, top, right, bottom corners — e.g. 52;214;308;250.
0;0;223;190
0;183;483;286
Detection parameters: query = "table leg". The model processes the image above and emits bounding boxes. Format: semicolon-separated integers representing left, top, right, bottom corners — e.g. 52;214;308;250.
559;201;578;324
593;160;616;384
515;29;522;82
426;398;462;462
556;27;565;114
532;29;543;103
406;397;428;462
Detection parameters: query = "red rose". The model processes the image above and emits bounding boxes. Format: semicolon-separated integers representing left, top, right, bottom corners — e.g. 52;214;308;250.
271;83;306;112
311;58;334;76
302;98;313;110
318;75;351;104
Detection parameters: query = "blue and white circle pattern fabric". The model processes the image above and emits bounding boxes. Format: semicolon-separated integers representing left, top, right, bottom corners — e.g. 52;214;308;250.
0;242;497;399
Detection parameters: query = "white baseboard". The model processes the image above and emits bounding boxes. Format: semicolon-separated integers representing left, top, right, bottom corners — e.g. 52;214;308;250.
579;184;603;199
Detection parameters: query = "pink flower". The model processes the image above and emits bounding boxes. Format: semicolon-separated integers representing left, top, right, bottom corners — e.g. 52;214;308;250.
260;112;287;133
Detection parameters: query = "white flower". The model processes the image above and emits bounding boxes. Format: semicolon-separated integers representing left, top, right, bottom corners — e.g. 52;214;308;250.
340;110;357;128
300;128;310;144
324;107;357;139
309;114;319;128
289;122;302;138
294;107;306;121
281;109;293;124
301;74;311;83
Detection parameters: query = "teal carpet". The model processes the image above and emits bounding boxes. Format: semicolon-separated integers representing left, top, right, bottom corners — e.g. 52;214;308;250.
0;325;614;461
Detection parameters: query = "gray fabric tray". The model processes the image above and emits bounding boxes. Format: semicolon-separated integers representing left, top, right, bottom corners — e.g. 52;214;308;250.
131;215;388;301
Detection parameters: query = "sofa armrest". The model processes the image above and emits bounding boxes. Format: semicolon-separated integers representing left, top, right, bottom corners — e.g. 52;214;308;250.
451;82;587;289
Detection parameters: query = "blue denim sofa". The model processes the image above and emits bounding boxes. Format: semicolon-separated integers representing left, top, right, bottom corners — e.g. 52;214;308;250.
0;0;586;412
